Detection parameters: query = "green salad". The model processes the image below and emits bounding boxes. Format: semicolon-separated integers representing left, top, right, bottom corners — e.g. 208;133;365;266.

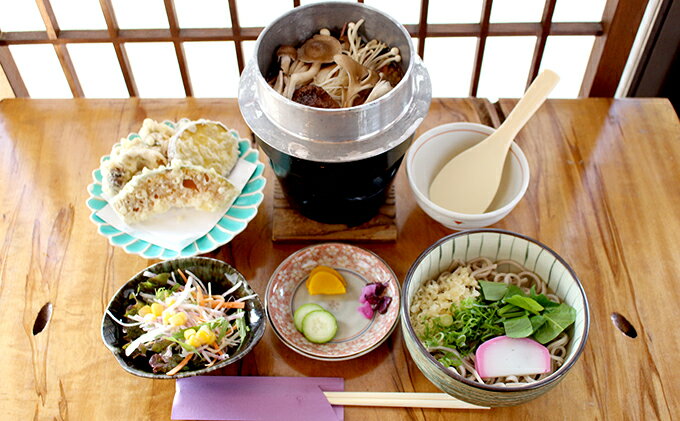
107;269;254;375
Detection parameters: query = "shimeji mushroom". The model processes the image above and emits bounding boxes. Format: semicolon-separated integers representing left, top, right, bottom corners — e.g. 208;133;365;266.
333;54;379;107
273;70;285;94
314;19;402;107
271;46;296;94
283;34;342;99
271;20;403;107
277;45;297;75
365;79;393;103
344;19;401;71
314;64;346;103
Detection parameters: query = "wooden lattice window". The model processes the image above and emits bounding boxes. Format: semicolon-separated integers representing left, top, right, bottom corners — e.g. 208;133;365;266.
0;0;648;99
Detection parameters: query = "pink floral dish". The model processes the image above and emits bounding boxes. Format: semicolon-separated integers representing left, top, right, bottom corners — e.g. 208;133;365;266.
265;243;400;360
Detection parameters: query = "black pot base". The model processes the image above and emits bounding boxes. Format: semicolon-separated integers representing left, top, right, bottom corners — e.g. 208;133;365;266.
258;135;412;226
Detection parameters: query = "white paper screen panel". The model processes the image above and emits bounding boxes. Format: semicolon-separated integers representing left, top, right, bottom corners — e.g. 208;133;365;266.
0;0;611;99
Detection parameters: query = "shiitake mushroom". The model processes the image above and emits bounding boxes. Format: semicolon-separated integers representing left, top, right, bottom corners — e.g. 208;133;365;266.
292;85;340;109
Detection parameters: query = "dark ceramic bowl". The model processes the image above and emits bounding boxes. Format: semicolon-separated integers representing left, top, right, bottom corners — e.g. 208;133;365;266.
102;257;265;379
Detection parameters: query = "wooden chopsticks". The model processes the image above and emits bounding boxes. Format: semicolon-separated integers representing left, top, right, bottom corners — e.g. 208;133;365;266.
322;392;489;409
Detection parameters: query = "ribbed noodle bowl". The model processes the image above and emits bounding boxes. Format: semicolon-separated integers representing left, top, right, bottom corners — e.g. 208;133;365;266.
409;257;570;387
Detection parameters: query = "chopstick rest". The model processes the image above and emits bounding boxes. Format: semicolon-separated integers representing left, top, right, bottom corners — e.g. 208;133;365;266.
172;376;344;421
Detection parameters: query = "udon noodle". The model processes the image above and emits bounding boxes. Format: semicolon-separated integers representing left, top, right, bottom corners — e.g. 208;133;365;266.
410;257;570;387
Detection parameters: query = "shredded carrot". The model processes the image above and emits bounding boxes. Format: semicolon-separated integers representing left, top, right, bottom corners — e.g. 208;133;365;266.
209;297;226;308
197;288;204;305
167;353;193;376
219;301;245;309
177;269;189;284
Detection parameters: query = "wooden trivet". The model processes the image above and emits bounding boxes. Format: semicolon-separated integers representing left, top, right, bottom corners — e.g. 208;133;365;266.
272;182;397;242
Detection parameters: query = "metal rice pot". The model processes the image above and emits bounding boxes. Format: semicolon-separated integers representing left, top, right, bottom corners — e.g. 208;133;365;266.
238;1;431;225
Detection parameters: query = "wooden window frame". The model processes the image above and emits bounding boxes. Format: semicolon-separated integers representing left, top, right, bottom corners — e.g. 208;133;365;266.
0;0;647;98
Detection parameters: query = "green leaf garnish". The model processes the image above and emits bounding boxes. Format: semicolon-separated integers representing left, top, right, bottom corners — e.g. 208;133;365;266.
479;281;508;301
155;287;170;301
503;316;534;338
498;304;526;319
165;336;198;354
504;295;544;315
503;285;527;300
150;273;170;284
532;303;576;344
529;286;560;308
478;281;574;342
217;318;232;342
530;314;547;331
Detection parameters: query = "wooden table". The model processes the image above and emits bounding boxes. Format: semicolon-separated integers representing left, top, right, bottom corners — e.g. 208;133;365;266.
1;98;678;420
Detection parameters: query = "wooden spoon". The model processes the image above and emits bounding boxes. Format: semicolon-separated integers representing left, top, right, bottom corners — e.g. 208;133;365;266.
429;69;560;214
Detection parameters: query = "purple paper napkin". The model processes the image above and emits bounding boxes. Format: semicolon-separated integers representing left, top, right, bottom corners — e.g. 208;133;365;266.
172;376;344;421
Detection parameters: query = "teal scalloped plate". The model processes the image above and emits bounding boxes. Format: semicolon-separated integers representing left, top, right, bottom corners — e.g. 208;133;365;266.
86;124;266;259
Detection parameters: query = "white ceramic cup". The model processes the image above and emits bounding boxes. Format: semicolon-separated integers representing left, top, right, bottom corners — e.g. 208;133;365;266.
406;122;530;230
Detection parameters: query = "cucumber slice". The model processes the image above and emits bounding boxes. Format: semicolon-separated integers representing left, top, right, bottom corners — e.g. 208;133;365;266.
301;310;338;344
293;303;324;332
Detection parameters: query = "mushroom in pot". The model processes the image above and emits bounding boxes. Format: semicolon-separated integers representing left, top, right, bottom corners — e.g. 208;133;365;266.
283;35;342;99
379;62;404;88
333;54;379;108
268;19;404;108
365;79;393;103
292;85;340;109
277;45;297;75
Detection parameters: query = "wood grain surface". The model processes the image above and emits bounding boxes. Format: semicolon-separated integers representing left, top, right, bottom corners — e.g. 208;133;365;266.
0;98;678;420
272;183;397;242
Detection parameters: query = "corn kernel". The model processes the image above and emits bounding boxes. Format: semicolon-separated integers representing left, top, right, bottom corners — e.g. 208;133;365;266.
187;335;202;348
169;312;188;327
165;297;176;306
196;327;216;345
150;303;164;316
162;309;174;324
143;313;155;322
138;305;152;317
183;329;197;340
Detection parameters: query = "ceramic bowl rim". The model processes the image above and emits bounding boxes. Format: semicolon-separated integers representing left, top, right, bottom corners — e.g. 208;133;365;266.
101;256;266;379
406;122;530;220
401;228;590;393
